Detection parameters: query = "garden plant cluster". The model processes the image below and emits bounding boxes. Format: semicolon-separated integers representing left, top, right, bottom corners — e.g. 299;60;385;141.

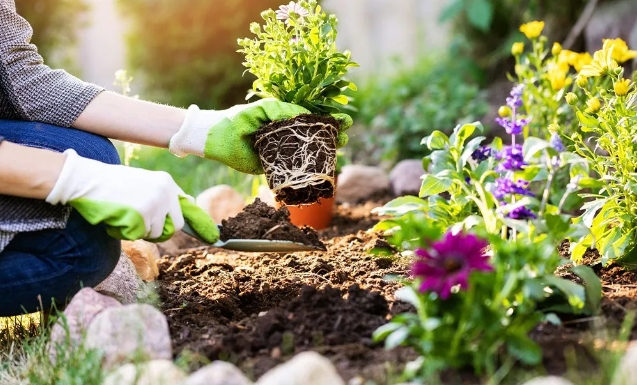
370;21;637;381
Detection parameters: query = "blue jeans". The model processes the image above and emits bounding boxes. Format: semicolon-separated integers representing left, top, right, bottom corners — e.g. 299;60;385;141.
0;120;122;316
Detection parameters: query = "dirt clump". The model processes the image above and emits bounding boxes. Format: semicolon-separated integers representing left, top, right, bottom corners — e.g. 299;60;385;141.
219;198;326;250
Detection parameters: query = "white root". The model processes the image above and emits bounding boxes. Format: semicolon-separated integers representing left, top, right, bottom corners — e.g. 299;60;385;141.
255;120;338;201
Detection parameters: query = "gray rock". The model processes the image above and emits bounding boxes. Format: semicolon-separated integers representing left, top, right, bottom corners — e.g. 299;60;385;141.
335;165;390;204
85;303;172;369
196;185;246;223
102;360;187;385
95;251;144;304
181;361;253;385
48;287;121;363
522;377;575;385
256;351;344;385
389;159;425;196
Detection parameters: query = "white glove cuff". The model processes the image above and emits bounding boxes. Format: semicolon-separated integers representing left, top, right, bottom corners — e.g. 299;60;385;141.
169;105;223;158
45;149;81;205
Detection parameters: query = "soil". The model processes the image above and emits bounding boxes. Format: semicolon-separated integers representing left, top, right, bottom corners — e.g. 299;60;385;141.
156;197;637;384
253;114;340;206
219;198;326;250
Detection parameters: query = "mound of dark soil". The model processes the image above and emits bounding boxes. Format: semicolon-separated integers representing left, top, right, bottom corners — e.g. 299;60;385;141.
219;198;326;250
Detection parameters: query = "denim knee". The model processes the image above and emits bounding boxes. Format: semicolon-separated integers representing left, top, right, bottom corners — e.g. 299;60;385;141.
0;210;121;316
0;119;121;165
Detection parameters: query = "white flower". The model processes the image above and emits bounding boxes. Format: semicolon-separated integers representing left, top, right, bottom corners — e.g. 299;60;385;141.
275;1;310;23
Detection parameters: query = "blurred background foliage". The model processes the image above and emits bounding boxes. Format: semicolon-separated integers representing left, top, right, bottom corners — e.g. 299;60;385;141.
15;0;600;194
14;0;90;74
115;0;297;110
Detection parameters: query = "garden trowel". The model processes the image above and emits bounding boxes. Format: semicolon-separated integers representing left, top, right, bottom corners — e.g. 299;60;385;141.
180;222;325;253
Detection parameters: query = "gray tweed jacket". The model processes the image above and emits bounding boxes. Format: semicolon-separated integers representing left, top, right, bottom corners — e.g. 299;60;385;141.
0;0;104;252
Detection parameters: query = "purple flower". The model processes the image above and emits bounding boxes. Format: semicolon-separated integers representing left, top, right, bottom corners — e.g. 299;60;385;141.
505;205;537;220
495;117;530;135
506;84;524;109
550;133;565;152
494;144;526;172
493;178;534;200
471;146;493;162
412;232;492;300
276;1;310;23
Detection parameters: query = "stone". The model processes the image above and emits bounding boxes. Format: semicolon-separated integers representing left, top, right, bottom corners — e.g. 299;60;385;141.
521;377;575;385
612;341;637;385
48;287;121;363
122;240;160;281
196;185;246;223
335;165;390;204
181;361;253;385
389;159;425;196
256;351;344;385
85;303;172;369
102;360;187;385
95;251;144;304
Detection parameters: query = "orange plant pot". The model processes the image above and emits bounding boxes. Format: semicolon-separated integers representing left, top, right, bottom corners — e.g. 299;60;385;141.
276;195;336;230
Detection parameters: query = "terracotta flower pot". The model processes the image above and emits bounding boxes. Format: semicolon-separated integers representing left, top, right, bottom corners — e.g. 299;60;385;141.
275;177;338;230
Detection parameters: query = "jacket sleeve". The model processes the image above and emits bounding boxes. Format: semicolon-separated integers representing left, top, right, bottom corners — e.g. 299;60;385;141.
0;0;104;127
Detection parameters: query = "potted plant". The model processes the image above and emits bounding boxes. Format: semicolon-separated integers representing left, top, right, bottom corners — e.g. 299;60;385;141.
238;0;358;207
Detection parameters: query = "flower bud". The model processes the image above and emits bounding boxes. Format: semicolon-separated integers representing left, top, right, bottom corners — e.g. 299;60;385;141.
511;42;524;56
548;123;560;134
586;97;601;113
498;106;511;117
576;74;589;89
615;78;631;96
565;92;578;105
249;22;261;34
552;42;562;56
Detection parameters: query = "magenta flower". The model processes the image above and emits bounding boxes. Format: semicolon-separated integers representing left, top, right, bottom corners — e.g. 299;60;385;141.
412;232;492;300
276;2;310;23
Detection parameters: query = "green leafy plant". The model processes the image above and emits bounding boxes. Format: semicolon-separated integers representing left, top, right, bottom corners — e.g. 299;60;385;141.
237;0;358;114
562;39;637;266
371;84;601;380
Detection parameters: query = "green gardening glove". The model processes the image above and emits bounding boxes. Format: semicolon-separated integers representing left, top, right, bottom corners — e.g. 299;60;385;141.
168;98;353;174
45;149;219;244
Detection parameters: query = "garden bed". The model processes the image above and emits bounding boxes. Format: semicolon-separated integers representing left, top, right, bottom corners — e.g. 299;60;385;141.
155;198;637;384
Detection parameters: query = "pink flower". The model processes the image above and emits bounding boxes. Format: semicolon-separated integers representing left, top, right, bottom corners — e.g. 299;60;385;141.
412;232;492;300
276;1;310;23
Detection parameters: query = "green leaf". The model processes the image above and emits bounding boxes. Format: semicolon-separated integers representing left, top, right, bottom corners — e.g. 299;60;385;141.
309;27;320;45
570;265;602;315
372;322;403;342
450;123;477;148
425;131;450;150
293;85;311;103
507;334;542;365
331;95;348;105
384;327;410;350
523;137;551;160
394;286;422;312
544;275;586;312
581;199;608;228
371;196;428;217
576;111;599;128
439;0;465;22
467;0;494;32
461;136;486;166
419;175;453;197
545;214;572;241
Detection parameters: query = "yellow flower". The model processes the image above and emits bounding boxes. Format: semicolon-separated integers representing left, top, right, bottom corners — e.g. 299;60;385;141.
614;78;631;96
552;42;562;56
585;97;601;113
558;49;578;66
511;42;524;56
547;63;572;91
603;38;637;63
573;52;592;72
579;40;619;77
520;21;545;39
